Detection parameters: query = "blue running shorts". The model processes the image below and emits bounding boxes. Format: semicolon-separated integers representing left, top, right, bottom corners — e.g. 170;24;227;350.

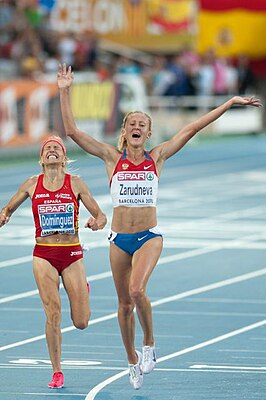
108;226;162;255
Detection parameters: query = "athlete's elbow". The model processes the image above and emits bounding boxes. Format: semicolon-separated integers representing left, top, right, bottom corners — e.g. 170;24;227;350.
65;128;78;139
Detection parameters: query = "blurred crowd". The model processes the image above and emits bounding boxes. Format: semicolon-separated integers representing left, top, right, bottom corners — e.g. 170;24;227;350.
0;0;257;97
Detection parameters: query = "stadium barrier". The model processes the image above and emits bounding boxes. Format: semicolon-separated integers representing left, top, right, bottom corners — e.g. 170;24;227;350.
0;75;264;151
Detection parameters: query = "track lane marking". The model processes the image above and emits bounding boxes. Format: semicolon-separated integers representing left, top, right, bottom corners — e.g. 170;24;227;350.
1;267;266;352
0;243;246;304
85;319;266;400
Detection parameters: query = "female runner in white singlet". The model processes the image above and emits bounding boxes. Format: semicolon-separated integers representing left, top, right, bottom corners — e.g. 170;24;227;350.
57;63;262;390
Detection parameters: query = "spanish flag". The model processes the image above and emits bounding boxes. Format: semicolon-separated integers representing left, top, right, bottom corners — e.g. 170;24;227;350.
197;0;266;58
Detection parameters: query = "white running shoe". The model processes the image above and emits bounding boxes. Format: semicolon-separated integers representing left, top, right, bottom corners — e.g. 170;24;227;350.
141;345;156;374
129;350;143;390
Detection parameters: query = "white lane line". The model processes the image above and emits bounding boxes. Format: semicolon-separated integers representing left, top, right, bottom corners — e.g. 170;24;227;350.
0;241;217;272
0;248;215;304
0;256;32;269
1;366;266;375
0;289;40;304
0;364;125;370
0;229;264;305
1;365;266;375
0;313;116;351
0;245;221;304
190;364;266;371
150;268;266;307
24;394;86;397
0;208;265;305
1;267;266;352
85;319;266;400
0;271;112;304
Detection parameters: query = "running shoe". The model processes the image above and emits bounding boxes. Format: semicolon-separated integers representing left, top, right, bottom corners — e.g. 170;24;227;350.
129;350;143;390
48;371;64;388
141;345;156;374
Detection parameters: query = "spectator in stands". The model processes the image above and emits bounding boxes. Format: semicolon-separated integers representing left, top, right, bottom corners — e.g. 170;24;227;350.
115;56;142;75
148;55;175;96
213;56;228;95
237;55;256;94
197;50;215;96
57;32;77;66
73;31;98;71
224;57;238;95
164;54;192;96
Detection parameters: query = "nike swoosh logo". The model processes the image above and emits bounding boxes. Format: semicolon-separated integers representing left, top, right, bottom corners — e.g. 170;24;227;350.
138;235;148;241
144;165;152;170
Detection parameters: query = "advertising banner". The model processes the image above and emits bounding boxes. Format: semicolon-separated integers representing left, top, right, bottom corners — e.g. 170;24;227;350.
0;81;59;147
0;79;118;148
50;0;197;52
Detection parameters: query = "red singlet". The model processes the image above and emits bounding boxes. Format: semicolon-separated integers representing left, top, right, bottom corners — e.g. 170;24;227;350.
32;174;79;238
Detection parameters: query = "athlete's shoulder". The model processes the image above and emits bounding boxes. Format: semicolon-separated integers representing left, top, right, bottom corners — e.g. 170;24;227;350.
69;174;88;192
69;174;82;184
24;175;39;187
20;175;39;197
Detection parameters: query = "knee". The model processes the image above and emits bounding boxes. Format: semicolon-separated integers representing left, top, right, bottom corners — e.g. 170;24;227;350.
129;286;145;304
73;311;91;330
74;320;88;330
118;301;134;317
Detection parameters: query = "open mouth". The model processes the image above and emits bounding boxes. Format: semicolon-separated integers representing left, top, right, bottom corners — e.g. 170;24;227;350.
47;154;58;160
132;132;141;138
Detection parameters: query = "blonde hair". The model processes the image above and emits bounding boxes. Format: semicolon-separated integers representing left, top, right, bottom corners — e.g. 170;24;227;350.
117;111;152;152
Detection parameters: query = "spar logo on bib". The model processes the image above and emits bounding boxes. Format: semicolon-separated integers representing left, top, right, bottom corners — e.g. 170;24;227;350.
38;202;75;236
146;172;154;181
117;172;145;181
66;203;74;213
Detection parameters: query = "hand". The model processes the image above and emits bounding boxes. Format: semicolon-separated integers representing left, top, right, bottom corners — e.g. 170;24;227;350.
57;63;74;89
84;214;107;231
232;96;262;108
0;212;9;227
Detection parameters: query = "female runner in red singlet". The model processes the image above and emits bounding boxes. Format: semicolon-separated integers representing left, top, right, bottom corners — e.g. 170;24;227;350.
57;63;262;390
0;136;107;389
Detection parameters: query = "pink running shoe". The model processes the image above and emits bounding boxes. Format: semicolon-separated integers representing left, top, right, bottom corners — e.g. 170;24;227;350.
48;372;64;388
87;282;90;294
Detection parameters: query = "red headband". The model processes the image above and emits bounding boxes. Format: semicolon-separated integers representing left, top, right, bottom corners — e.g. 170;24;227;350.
40;138;66;157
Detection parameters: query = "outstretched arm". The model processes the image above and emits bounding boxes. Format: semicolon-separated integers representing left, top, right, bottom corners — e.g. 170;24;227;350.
58;64;118;163
0;178;34;227
72;176;107;231
152;96;262;163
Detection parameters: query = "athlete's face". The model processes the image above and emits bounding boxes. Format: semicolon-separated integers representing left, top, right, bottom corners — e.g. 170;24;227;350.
123;113;151;147
41;141;66;166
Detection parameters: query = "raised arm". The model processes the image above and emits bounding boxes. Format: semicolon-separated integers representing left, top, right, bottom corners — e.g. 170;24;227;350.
72;176;107;231
152;96;262;164
0;177;35;227
58;64;118;163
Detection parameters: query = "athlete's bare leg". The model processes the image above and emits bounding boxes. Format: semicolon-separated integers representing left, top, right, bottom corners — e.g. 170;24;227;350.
33;257;62;373
110;236;162;364
131;237;162;346
110;244;137;364
62;258;90;328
